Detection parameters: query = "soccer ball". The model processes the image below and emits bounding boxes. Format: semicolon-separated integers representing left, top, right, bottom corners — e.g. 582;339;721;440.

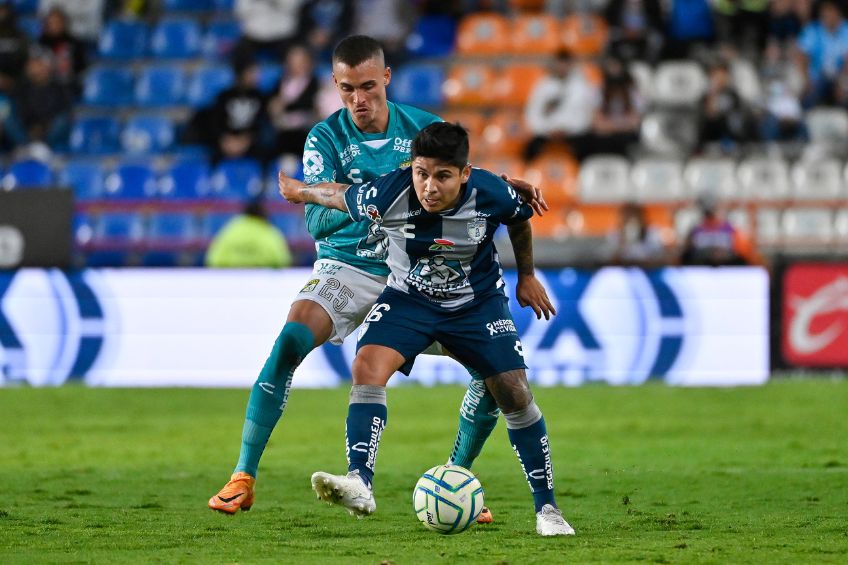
413;464;484;534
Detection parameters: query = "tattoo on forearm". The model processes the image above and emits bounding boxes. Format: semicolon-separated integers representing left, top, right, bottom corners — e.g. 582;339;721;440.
507;221;535;276
302;183;351;211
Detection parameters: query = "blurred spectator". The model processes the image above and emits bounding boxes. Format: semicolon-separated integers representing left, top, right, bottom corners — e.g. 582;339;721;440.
699;60;753;150
38;7;86;91
768;0;804;44
713;0;770;57
604;0;664;63
587;56;642;158
305;0;355;58
234;0;311;63
523;50;598;162
211;59;267;162
12;46;73;148
205;200;292;268
606;202;672;268
268;44;320;159
352;0;415;66
0;4;29;94
663;0;715;59
0;92;21;151
38;0;104;43
797;0;848;106
760;39;807;141
680;190;759;266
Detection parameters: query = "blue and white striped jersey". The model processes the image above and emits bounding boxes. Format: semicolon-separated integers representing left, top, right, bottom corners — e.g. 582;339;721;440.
343;166;533;310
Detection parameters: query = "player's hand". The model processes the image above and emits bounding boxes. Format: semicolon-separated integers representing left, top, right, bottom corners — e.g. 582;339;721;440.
502;174;548;217
278;170;305;203
515;274;556;321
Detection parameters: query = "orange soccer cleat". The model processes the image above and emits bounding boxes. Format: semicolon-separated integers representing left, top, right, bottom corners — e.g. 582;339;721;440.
477;506;494;524
208;472;256;514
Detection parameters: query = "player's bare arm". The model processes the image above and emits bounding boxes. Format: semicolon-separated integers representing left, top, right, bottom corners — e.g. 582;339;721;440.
501;174;548;217
507;220;556;321
278;171;351;212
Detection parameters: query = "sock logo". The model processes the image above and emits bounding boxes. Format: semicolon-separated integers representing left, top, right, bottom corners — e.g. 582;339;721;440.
459;379;487;423
541;435;554;490
366;416;385;472
350;442;369;454
259;383;275;395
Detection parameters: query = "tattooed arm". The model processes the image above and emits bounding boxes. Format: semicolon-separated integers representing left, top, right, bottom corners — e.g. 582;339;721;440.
278;171;351;213
506;220;556;320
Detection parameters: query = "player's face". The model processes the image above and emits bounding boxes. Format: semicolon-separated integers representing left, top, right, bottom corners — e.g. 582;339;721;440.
412;157;471;213
333;57;391;133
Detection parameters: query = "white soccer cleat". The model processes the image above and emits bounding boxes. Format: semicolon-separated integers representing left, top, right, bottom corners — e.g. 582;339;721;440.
536;504;576;536
311;470;376;518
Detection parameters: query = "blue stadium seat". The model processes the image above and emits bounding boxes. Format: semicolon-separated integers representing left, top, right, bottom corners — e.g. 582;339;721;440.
391;64;444;107
151;18;202;59
148;212;198;242
162;0;214;10
121;115;176;154
59;160;106;200
99;20;148;60
202;19;240;58
200;212;234;238
257;63;283;93
406;15;457;58
1;160;52;189
159;161;211;199
187;64;234;108
266;155;304;193
73;211;97;246
103;163;158;199
135;64;186;107
96;211;145;241
82;67;135;107
212;0;235;11
70;117;121;154
210;159;263;199
17;17;41;39
270;212;307;237
11;0;38;14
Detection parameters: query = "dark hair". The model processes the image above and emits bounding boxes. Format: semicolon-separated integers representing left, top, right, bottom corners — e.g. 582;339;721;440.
412;122;469;170
332;35;385;67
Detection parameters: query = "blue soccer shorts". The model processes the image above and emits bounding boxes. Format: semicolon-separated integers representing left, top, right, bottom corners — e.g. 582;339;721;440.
356;287;527;378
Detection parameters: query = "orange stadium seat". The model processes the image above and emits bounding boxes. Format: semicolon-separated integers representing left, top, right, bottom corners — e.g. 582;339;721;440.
560;14;609;57
493;63;547;107
510;14;560;56
442;64;496;107
522;152;579;206
477;110;529;158
439;110;486;140
456;13;511;56
472;155;525;181
508;0;546;10
580;61;603;88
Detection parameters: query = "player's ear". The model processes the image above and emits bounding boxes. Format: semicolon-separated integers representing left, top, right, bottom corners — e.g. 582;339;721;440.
384;66;391;86
460;164;471;183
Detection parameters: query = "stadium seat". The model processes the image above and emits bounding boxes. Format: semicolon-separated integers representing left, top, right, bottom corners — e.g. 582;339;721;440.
732;59;762;106
270;212;307;238
1;160;52;190
212;0;235;10
651;62;708;107
187;64;234;108
121;115;176;154
391;64;444;108
629;61;653;99
737;156;791;201
476;110;528;158
673;206;700;239
442;64;496;107
559;14;609;57
630;158;686;202
791;159;844;201
781;207;834;245
406;15;457;58
147;212;199;244
98;20;148;60
834;208;848;242
639;110;699;156
135;64;186;107
440;110;485;140
161;0;214;11
202;19;241;59
257;62;283;93
492;63;547;107
578;155;632;203
805;107;848;145
70;117;121;154
755;208;782;247
11;0;38;14
58;160;106;200
522;153;579;206
151;18;202;59
684;158;738;200
103;163;158;199
510;13;560;56
73;211;97;246
472;156;524;183
727;207;752;232
159;161;211;199
209;159;263;199
455;13;510;56
16;17;40;39
508;0;546;9
82;67;135;107
95;211;146;242
200;212;234;238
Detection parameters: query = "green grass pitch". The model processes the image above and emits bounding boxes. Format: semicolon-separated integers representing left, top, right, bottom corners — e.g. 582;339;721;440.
1;379;846;564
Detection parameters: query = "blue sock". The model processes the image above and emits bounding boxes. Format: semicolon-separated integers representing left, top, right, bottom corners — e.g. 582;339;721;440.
505;403;556;513
345;385;387;489
449;374;499;469
235;321;314;477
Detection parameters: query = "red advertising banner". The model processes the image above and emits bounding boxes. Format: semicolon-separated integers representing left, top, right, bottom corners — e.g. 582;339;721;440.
782;263;848;367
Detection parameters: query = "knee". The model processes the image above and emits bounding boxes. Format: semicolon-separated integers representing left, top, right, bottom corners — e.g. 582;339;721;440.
275;322;315;366
351;347;395;386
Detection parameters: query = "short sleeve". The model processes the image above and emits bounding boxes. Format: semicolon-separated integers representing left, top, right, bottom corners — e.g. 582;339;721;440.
302;127;337;184
499;182;534;226
343;169;404;222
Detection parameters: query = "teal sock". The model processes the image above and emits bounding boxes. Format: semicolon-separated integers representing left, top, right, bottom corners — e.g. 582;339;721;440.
235;321;314;477
448;371;500;469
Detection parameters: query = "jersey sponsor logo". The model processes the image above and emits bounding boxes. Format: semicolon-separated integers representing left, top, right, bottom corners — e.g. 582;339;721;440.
429;238;455;252
301;278;320;293
339;144;361;166
393;137;412;153
401;209;422;219
407;255;469;298
467;218;487;244
302;150;324;178
486;318;517;336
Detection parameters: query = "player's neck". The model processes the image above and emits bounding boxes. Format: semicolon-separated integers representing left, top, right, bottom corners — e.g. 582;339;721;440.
354;107;390;134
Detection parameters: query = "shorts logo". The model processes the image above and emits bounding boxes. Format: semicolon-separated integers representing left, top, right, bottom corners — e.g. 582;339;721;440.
467;218;487;244
317;263;342;276
301;278;320;293
429;238;455;252
486;319;516;336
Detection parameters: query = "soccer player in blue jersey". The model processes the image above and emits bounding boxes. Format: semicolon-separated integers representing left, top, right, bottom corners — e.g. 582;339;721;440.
208;36;545;518
279;122;574;536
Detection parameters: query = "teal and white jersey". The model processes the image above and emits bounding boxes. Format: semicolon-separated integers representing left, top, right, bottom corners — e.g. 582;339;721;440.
302;101;441;276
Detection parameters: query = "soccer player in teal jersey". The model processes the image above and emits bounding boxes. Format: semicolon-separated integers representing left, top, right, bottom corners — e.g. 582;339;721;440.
209;36;545;518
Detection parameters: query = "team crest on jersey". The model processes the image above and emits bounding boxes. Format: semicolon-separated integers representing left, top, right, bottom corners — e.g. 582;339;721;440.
301;278;320;293
467;218;487;244
429;238;455;251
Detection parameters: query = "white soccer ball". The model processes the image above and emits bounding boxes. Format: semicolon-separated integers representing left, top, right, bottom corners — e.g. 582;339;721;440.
413;464;484;534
